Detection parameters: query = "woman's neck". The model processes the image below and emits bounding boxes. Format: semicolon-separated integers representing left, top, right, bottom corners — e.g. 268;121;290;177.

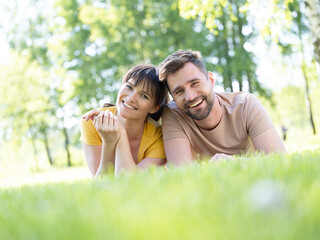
117;115;145;141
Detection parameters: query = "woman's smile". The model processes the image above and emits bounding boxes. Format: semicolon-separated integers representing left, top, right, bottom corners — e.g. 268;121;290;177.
122;100;137;110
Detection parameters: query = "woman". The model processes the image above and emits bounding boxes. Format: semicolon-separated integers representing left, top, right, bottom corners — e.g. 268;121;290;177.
80;64;168;177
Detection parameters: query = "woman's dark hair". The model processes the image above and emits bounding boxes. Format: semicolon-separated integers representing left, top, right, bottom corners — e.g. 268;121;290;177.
104;64;168;121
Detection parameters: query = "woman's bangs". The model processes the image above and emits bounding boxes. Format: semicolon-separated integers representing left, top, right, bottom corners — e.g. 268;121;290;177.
133;74;156;98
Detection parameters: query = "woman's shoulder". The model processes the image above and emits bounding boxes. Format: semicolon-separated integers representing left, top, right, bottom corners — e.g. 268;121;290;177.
98;106;117;114
144;117;162;137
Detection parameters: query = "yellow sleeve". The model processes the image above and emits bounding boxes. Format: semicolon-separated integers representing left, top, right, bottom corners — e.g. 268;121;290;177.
143;129;166;159
79;119;102;145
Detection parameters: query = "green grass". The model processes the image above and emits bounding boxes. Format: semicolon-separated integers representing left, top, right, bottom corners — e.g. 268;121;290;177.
1;150;320;240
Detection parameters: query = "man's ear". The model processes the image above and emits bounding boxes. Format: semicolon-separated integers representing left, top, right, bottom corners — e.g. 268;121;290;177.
208;71;215;87
149;105;160;114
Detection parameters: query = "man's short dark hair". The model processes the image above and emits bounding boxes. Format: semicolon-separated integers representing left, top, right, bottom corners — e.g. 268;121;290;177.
158;50;208;87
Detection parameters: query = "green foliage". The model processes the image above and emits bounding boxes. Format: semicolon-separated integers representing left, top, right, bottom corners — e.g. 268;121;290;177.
0;52;52;141
260;0;318;134
266;85;308;127
2;0;318;169
48;0;215;109
178;0;267;95
1;151;320;239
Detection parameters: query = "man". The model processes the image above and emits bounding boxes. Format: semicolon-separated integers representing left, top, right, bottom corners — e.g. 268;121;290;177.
158;50;286;165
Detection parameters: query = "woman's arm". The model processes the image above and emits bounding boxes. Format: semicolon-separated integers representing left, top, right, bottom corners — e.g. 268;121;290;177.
92;110;121;177
137;158;166;169
82;144;102;176
114;126;166;176
114;130;137;176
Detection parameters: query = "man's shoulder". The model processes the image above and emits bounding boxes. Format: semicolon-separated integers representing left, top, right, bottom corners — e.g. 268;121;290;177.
216;91;253;106
217;92;261;112
164;101;189;119
164;101;179;115
166;100;179;110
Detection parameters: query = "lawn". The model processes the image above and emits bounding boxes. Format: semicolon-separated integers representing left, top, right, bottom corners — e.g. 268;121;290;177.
1;150;319;240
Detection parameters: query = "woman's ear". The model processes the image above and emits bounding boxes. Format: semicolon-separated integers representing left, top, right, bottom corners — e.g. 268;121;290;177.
149;105;160;114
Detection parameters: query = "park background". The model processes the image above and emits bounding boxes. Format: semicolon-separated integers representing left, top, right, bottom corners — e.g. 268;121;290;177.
1;1;320;239
0;0;319;183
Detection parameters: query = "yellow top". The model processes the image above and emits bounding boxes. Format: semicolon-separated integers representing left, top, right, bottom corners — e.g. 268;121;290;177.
80;106;166;163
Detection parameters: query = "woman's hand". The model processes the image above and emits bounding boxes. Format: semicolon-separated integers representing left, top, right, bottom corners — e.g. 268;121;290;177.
93;110;123;145
82;109;105;121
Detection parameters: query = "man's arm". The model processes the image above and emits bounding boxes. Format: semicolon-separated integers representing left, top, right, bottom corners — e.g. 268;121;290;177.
251;127;287;153
245;94;287;154
162;105;195;166
164;137;194;166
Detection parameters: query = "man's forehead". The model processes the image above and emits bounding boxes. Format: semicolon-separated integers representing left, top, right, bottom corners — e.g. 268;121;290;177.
167;63;207;90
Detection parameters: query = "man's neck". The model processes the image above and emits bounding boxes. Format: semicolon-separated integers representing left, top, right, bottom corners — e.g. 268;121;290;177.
194;95;222;131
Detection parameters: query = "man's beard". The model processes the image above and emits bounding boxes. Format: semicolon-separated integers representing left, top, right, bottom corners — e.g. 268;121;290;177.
183;93;215;120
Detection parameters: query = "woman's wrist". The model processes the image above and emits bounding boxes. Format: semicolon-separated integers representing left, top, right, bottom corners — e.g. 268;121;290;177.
101;137;119;146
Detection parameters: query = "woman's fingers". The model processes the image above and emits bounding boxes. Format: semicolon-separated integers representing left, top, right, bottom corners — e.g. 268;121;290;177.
93;112;105;131
103;110;110;128
82;109;104;121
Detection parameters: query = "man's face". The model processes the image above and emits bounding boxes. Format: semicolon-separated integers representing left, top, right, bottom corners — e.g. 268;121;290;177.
167;62;215;120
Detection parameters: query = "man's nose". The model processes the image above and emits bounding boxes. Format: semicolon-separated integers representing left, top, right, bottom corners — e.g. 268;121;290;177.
185;88;196;101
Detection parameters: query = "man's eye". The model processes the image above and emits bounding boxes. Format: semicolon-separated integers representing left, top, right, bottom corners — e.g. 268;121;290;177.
191;82;198;87
175;90;183;96
126;84;133;90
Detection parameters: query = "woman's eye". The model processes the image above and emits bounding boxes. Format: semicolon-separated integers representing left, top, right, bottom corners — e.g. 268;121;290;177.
141;94;149;100
126;84;133;90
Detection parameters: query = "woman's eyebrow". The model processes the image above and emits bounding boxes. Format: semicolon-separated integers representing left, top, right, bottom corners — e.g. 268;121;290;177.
126;81;134;86
141;89;152;97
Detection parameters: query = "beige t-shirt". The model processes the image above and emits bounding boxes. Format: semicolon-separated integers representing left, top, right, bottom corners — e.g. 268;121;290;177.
162;92;275;159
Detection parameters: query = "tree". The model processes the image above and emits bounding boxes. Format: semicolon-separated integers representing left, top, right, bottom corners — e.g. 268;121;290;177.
52;0;215;108
263;0;317;134
0;52;53;168
304;0;320;64
3;0;78;166
178;0;268;96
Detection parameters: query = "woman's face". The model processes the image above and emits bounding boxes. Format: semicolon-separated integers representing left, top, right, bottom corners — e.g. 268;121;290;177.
116;78;159;121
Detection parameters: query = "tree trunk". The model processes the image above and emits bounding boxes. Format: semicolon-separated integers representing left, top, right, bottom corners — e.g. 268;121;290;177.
298;18;317;135
234;0;244;92
301;62;317;134
304;0;320;64
63;126;72;167
43;130;53;165
247;72;252;93
222;9;233;92
30;137;39;170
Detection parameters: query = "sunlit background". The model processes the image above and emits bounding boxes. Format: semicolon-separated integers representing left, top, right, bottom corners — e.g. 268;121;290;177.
0;0;319;187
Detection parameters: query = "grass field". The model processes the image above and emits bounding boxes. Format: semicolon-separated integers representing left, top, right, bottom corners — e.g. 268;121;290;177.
1;150;319;240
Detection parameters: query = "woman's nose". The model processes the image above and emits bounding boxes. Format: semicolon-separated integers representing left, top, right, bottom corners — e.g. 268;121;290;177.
127;91;138;102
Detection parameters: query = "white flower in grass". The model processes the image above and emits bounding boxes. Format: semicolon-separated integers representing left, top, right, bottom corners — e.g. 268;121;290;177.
248;179;285;211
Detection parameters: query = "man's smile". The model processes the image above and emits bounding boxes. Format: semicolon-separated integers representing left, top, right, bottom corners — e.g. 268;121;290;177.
188;98;204;108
